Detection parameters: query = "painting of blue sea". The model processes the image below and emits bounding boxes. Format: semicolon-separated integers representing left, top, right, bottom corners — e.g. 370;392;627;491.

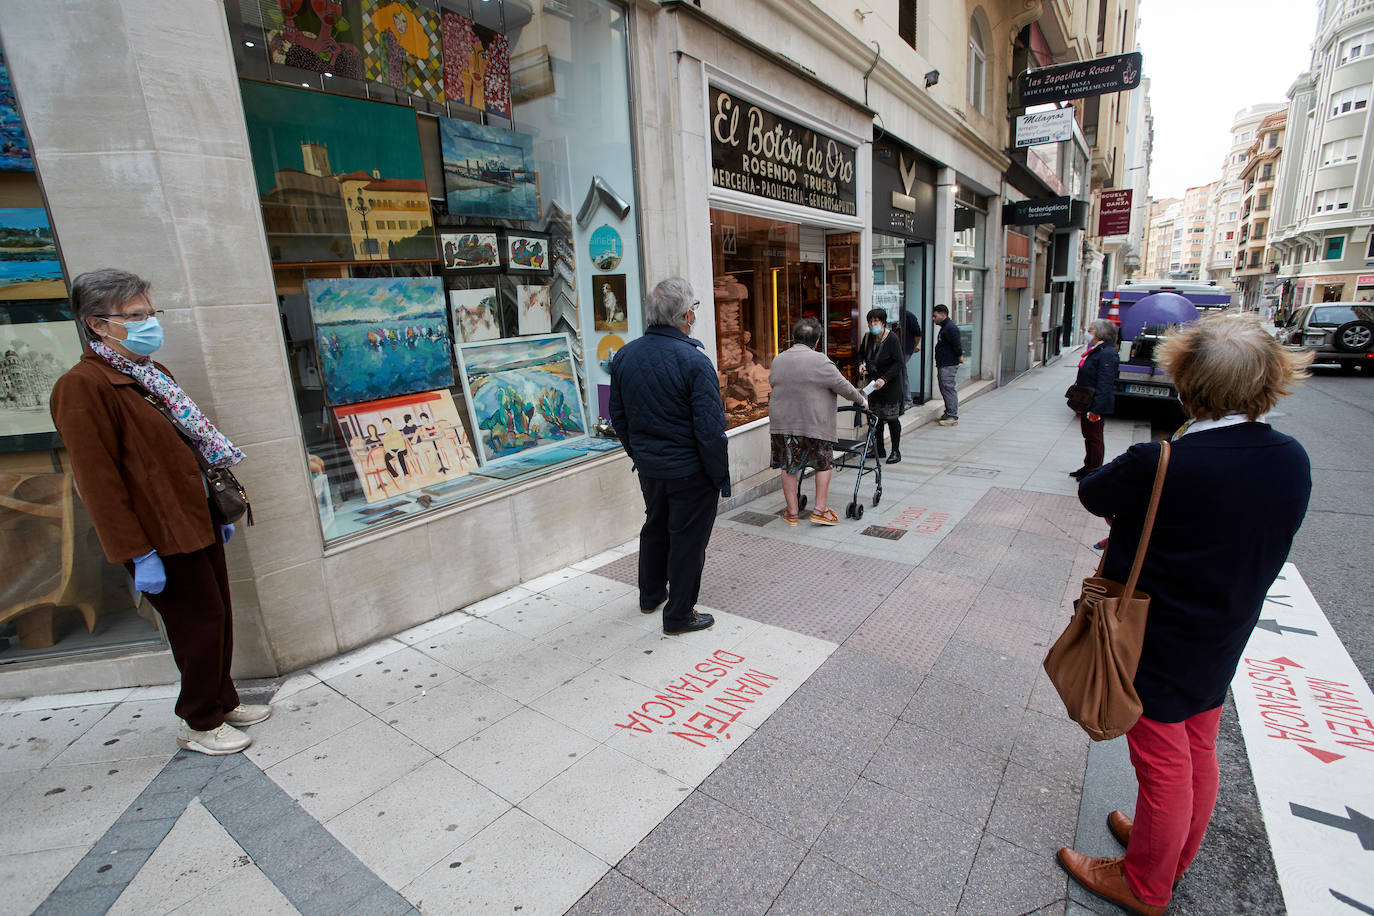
308;277;454;405
439;117;537;220
0;53;34;172
0;208;62;300
456;333;588;464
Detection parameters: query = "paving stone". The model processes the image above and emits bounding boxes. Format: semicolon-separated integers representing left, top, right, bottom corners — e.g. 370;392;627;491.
444;706;597;804
987;554;1070;604
754;683;896;774
0;846;88;916
986;763;1083;856
802;645;924;716
954;612;1055;665
619;792;805;916
1011;709;1091;784
930;639;1038;707
863;722;1005;826
765;849;919;916
242;682;371;770
0;704;115;773
565;869;684;916
381;672;521;755
0;755;167;856
323;646;461;716
813;778;979;912
49;700;179;766
956;832;1067;915
902;676;1025;760
700;731;859;845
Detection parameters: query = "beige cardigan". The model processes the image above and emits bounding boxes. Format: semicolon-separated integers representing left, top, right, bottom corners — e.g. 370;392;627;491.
767;344;866;441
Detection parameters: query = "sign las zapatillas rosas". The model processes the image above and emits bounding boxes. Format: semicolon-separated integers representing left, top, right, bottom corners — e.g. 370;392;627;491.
710;87;857;216
1019;52;1143;107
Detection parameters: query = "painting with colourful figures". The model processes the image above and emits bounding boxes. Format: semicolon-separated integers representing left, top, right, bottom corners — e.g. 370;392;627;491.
457;333;587;463
308;277;453;405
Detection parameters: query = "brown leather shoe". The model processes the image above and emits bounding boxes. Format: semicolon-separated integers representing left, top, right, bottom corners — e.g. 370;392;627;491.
1057;848;1166;916
1108;810;1133;848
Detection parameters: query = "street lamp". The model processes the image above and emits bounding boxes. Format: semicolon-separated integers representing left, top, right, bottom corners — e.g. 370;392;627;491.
350;190;376;260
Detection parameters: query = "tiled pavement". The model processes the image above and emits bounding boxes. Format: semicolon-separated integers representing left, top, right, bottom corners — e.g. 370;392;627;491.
2;356;1180;915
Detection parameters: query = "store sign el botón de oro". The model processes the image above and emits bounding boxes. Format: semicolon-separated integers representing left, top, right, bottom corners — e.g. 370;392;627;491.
710;86;857;216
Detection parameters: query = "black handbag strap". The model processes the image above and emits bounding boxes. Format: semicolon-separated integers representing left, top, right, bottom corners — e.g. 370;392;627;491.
136;388;214;473
1094;441;1171;589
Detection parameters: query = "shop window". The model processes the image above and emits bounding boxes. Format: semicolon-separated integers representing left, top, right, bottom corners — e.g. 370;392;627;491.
228;0;641;543
0;52;163;664
952;196;986;383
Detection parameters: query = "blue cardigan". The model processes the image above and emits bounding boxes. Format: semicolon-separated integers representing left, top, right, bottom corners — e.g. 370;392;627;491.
609;325;731;495
1078;424;1310;722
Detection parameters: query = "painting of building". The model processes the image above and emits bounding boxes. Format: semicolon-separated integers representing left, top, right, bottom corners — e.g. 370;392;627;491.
0;317;81;436
241;80;435;263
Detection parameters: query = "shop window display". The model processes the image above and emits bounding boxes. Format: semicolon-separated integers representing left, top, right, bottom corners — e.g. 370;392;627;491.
953;197;986;383
230;0;641;542
0;51;161;664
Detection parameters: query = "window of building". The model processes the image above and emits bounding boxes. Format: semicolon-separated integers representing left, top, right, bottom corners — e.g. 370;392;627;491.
1313;187;1354;213
1320;136;1361;166
1368;234;1374;258
1225;231;1234;240
1249;251;1261;269
1255;221;1266;238
1260;162;1273;181
1267;131;1279;148
1330;86;1369;117
1257;191;1270;210
1325;236;1345;260
899;1;917;49
968;16;986;114
1339;29;1374;64
230;0;642;543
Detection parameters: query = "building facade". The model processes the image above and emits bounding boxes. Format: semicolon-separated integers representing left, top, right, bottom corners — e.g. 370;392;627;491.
1271;0;1374;309
1201;103;1285;286
1232;111;1287;310
0;0;1143;696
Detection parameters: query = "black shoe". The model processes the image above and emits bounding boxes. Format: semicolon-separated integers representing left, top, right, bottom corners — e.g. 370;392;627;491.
885;451;901;464
663;612;714;635
1069;467;1087;479
640;593;668;614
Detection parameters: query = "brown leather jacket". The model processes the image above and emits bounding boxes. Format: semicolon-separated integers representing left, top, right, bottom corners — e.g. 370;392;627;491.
49;350;215;563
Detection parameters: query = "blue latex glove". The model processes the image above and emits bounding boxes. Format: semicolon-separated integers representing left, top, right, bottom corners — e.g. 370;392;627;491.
220;523;235;544
132;550;166;595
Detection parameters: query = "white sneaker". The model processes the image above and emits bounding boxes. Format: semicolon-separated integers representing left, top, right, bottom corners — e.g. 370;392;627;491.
224;703;273;727
938;417;959;426
177;721;252;756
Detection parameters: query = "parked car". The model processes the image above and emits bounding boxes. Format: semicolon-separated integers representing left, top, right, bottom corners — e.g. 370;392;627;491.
1278;303;1374;373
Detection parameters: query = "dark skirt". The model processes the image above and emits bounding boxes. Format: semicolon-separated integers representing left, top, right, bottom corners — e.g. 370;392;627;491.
770;434;836;473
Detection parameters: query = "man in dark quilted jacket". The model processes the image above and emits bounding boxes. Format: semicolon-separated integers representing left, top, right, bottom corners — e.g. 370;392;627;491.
609;277;728;635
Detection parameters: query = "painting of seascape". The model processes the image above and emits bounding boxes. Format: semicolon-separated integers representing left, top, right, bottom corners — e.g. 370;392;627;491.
0;209;62;300
439;117;537;220
456;333;587;463
308;277;453;405
0;52;34;172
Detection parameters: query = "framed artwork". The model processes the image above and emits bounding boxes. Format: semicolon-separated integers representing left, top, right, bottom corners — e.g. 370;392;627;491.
0;316;82;437
440;230;499;271
449;287;500;342
333;388;479;503
0;210;63;300
307;277;453;405
266;0;366;81
440;11;511;118
456;333;588;463
241;80;435;264
0;52;34;172
588;225;622;270
828;246;853;271
502;230;551;275
595;333;625;374
593;273;628;332
439;117;537;220
516;284;551;335
361;0;443;103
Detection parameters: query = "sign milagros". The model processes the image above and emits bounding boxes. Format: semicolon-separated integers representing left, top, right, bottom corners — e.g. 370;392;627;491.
1018;51;1143;107
710;87;857;216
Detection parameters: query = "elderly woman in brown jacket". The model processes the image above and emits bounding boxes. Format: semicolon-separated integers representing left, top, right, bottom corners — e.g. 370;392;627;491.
768;317;867;525
49;269;270;756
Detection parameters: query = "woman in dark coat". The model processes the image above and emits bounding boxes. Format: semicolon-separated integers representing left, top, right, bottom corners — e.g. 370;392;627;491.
1070;318;1121;479
858;307;905;463
49;269;271;757
1059;314;1312;916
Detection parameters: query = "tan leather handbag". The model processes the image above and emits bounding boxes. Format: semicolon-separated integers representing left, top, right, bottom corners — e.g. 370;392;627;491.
1044;440;1170;741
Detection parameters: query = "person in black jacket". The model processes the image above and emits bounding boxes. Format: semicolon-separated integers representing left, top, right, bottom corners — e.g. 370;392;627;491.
858;307;905;463
899;307;922;406
1070;318;1122;479
1058;313;1312;916
932;304;963;426
609;278;727;636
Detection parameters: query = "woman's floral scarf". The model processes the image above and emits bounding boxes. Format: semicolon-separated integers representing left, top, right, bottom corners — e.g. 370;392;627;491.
90;340;245;469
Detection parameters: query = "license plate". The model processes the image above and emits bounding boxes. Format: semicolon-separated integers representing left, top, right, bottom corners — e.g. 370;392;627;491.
1125;384;1174;399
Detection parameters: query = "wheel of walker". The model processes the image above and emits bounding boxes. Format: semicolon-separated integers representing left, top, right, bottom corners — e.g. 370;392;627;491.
873;490;882;507
845;502;855;519
855;503;865;519
799;494;808;511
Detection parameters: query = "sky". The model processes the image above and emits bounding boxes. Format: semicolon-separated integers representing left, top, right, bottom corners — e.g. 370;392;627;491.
1136;0;1319;199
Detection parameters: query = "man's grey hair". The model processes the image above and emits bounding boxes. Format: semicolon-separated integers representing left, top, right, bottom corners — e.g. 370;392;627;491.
1090;318;1118;345
646;277;695;328
71;269;151;328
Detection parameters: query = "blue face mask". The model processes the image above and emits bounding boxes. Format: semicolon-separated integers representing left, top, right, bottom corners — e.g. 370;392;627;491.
870;323;884;336
117;316;164;356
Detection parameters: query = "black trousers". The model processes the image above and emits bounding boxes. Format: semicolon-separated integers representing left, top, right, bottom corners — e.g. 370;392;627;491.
131;533;239;731
637;473;719;627
1081;413;1105;470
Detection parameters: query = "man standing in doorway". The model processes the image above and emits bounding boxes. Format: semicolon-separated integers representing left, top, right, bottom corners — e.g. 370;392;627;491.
899;307;922;408
609;277;728;636
933;304;964;426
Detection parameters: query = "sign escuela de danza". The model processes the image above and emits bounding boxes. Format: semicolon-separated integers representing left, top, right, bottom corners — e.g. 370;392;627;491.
710;87;857;217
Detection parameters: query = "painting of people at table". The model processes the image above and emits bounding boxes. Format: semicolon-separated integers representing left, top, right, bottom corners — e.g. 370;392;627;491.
440;10;511;117
334;388;478;502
